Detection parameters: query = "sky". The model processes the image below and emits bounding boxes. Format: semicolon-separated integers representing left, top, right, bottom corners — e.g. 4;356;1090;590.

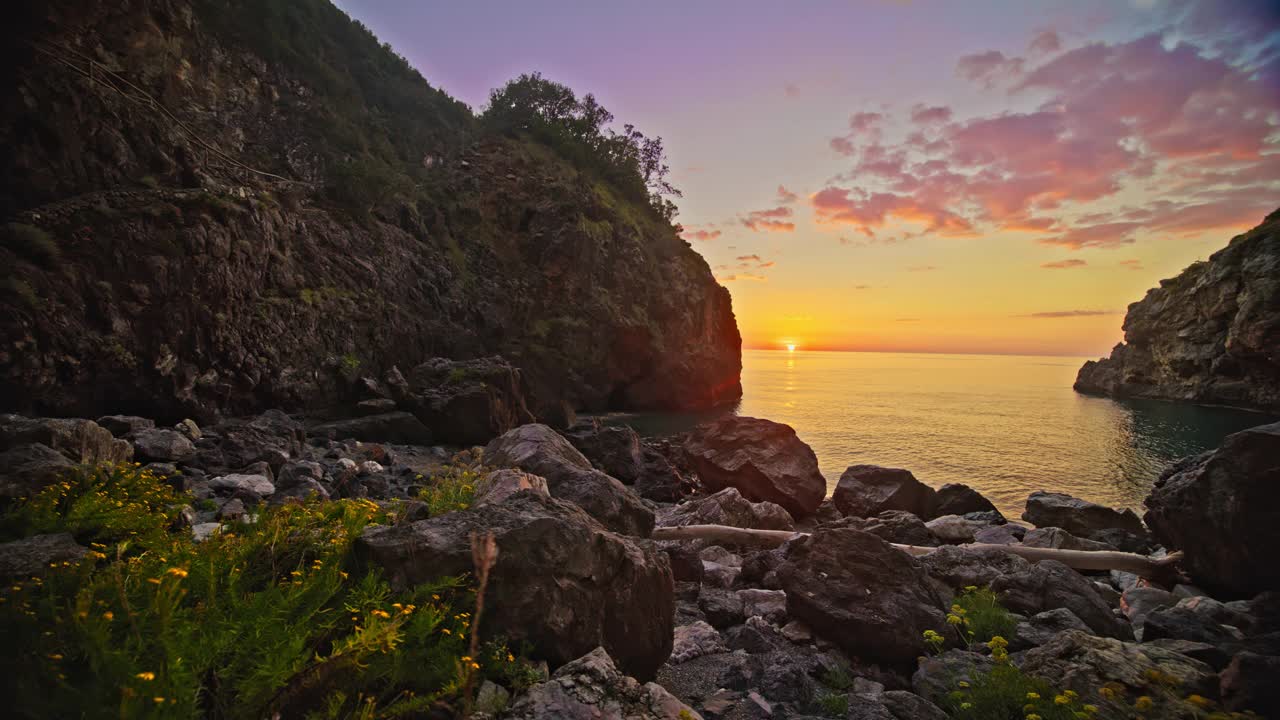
336;0;1280;357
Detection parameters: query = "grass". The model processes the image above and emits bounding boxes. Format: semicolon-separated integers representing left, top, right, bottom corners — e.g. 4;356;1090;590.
0;462;539;719
415;464;482;518
3;222;61;267
950;586;1018;645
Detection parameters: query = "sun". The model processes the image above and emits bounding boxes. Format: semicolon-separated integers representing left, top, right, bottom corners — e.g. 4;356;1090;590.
786;343;797;352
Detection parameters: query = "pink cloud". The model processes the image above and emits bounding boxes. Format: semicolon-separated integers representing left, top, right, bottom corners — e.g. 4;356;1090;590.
830;136;857;156
910;104;952;125
741;206;796;232
1041;258;1088;269
776;185;799;204
784;82;800;98
1028;29;1062;55
718;272;767;282
680;227;722;242
1039;221;1141;250
812;187;975;237
1119;259;1143;270
956;50;1024;86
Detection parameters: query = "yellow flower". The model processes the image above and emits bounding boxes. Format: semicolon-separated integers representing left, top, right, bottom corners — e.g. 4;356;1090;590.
958;681;970;688
1099;687;1117;700
48;653;63;661
371;609;390;619
1026;693;1041;701
1082;705;1098;714
1186;695;1212;709
104;611;114;621
960;702;972;710
153;697;165;704
469;662;480;670
1134;696;1153;711
146;578;161;585
1055;695;1070;705
441;628;451;635
136;672;156;681
165;567;188;578
507;653;515;662
946;614;964;625
1064;691;1078;700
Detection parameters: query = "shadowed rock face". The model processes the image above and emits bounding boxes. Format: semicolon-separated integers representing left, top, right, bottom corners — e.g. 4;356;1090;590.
1075;209;1280;412
683;416;826;518
0;0;741;424
1144;421;1280;596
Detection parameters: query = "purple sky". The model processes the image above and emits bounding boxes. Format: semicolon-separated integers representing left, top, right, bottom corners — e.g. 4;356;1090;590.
336;0;1280;355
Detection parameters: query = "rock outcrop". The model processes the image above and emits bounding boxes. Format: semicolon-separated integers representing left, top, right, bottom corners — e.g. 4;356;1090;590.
0;0;741;425
503;647;701;719
832;464;937;519
1144;421;1280;596
1075;209;1280;412
355;491;674;680
683;417;825;518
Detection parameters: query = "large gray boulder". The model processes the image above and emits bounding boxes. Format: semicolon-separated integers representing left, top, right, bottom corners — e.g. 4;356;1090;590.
833;465;937;519
778;527;949;665
0;415;131;466
0;443;74;499
131;428;196;463
502;647;701;719
0;533;88;580
933;483;999;517
990;559;1133;639
394;356;535;445
1017;630;1217;719
656;487;795;531
565;422;691;501
1144;422;1280;596
1022;490;1144;537
683;416;826;518
820;510;940;547
356;491;673;680
484;424;653;536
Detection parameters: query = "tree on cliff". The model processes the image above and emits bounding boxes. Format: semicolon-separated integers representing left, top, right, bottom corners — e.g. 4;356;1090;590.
482;72;681;220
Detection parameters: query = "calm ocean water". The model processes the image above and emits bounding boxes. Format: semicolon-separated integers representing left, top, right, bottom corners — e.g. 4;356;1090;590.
599;349;1278;518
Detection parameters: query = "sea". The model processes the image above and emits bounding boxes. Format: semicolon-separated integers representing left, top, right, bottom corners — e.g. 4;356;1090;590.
596;349;1278;519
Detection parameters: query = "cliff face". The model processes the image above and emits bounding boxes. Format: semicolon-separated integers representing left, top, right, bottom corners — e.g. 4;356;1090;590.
0;0;742;423
1075;209;1280;412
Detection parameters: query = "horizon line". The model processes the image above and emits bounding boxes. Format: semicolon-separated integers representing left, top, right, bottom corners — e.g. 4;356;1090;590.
741;346;1105;359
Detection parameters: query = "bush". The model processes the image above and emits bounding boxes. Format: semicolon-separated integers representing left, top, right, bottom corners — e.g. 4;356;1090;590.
2;222;61;267
0;463;536;719
416;463;483;518
950;586;1018;645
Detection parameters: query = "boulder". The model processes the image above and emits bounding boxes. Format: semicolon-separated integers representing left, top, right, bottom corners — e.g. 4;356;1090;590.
1121;586;1177;635
396;356;535;445
683;416;825;518
972;523;1025;545
1142;596;1250;648
354;398;397;416
131;428;196;463
484;424;653;536
880;690;949;720
310;412;433;445
0;415;130;466
778;527;949;665
670;621;727;664
1010;608;1092;651
504;647;701;720
990;559;1133;639
821;510;940;547
474;469;549;507
1144;422;1280;596
918;545;1033;590
96;415;154;437
356;491;673;680
563;422;644;483
933;483;999;517
738;588;787;624
1021;490;1144;537
1016;630;1217;718
204;411;304;470
924;514;987;544
911;650;993;706
1021;526;1115;551
0;533;87;580
208;473;275;499
698;588;745;629
656;487;795;531
0;443;74;498
1220;651;1280;716
832;465;937;519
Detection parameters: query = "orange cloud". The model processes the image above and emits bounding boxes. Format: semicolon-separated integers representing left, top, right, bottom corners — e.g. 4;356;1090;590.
1041;258;1087;269
681;227;722;242
741;206;796;232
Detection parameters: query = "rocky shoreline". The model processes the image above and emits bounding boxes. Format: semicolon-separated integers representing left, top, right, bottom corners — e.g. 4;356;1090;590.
3;400;1277;718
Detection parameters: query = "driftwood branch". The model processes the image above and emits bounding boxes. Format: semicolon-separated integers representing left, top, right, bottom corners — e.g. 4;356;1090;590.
651;524;1184;579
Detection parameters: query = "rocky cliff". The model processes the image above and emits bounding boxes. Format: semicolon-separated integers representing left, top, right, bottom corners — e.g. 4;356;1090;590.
0;0;742;424
1075;209;1280;412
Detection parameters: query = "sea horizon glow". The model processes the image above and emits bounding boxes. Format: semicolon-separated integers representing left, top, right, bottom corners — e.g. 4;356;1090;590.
336;0;1280;356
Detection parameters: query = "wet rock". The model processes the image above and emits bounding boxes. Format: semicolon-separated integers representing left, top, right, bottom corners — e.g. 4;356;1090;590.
310;412;433;445
0;533;87;580
474;469;549;507
671;621;728;664
657;487;795;531
503;647;701;719
779;528;949;665
96;415;154;437
822;510;940;547
1010;608;1092;651
1016;630;1217;717
1021;490;1144;538
0;443;74;498
484;424;653;536
933;483;999;517
683;416;825;518
833;465;937;520
990;559;1133;639
396;356;535;446
1144;422;1280;596
356;492;673;680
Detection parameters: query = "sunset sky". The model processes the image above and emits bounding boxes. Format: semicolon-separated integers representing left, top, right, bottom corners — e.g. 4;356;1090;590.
337;0;1280;357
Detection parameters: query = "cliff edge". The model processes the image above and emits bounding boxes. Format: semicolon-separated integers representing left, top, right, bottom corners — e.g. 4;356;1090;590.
0;0;742;423
1075;208;1280;412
